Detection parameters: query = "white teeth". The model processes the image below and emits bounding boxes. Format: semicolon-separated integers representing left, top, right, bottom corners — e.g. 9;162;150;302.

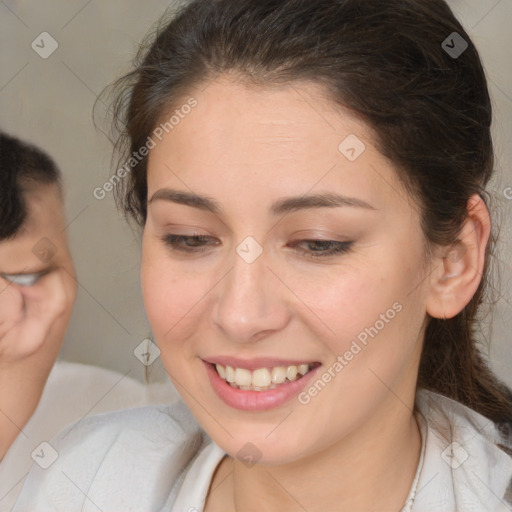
286;365;298;381
271;366;287;384
252;368;271;387
214;362;314;391
235;368;252;386
216;364;226;379
225;365;236;383
298;364;309;375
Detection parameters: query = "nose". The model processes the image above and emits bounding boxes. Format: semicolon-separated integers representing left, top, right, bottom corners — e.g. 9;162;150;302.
212;247;290;343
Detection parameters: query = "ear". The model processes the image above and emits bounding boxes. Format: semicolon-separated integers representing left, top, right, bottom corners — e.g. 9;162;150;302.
425;194;491;320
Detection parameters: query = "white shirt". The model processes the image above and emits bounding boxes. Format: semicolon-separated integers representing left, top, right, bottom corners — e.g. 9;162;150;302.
12;389;512;512
0;360;178;511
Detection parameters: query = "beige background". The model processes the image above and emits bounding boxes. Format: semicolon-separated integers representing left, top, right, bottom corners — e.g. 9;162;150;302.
0;0;511;386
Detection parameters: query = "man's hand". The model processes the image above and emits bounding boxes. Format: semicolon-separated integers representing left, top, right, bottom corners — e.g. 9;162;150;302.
0;270;68;364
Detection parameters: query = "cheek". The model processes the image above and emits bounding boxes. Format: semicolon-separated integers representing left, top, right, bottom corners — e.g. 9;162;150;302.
298;255;424;378
140;243;210;350
291;266;398;344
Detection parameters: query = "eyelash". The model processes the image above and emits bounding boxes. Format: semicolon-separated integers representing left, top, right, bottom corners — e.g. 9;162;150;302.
161;234;353;259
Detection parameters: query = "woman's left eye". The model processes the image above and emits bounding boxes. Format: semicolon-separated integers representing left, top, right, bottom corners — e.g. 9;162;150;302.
161;234;352;259
288;239;353;259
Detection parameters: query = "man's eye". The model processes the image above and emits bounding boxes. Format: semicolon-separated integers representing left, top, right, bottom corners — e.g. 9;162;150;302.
288;240;353;259
0;272;46;287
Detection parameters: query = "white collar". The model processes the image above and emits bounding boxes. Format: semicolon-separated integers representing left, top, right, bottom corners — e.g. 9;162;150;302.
170;440;226;512
407;389;512;511
171;389;512;512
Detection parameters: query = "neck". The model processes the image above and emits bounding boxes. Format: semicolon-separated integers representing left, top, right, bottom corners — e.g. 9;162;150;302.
209;391;422;512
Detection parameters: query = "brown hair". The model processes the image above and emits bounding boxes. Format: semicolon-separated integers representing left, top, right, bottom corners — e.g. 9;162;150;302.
107;0;512;427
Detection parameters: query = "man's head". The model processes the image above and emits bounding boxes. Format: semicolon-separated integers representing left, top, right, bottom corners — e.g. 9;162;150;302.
0;132;73;280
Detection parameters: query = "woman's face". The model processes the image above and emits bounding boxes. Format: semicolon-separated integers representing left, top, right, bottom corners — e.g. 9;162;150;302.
142;77;433;464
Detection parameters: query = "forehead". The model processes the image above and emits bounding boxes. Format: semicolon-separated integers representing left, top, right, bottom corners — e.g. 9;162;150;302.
146;77;416;219
0;183;68;273
152;77;373;162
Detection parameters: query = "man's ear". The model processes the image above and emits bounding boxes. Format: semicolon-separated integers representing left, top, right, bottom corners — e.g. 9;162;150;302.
425;194;491;320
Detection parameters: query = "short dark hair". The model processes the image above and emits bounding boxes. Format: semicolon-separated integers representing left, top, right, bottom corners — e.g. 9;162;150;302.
0;132;61;241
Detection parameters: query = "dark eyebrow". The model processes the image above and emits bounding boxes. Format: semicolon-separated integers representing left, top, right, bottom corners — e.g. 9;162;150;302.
149;189;222;214
270;193;376;215
149;188;376;215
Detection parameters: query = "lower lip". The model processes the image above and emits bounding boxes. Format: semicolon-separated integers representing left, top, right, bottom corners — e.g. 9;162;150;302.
204;361;321;411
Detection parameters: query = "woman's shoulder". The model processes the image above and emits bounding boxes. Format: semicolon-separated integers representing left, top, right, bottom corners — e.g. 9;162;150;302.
13;400;208;511
412;389;512;511
416;388;512;450
36;398;205;463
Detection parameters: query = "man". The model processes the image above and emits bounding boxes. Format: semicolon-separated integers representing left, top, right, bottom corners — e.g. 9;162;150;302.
0;132;77;460
0;132;178;510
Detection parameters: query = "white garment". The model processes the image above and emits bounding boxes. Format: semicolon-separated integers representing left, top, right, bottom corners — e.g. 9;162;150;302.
0;360;178;511
12;389;512;512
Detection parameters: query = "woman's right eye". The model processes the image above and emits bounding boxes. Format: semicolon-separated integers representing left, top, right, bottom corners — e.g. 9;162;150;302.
161;234;219;254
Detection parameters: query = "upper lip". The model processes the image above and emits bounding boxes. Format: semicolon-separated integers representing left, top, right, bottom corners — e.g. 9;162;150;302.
203;356;320;371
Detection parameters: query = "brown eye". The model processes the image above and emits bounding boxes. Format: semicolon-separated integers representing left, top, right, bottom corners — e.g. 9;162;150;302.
161;234;219;253
289;240;353;259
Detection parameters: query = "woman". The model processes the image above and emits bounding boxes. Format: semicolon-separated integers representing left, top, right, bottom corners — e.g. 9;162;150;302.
14;0;512;510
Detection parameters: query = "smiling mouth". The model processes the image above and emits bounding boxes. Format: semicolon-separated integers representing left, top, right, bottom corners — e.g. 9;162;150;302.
213;362;321;392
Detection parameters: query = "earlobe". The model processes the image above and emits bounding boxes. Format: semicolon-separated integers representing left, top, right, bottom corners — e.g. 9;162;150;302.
425;194;491;320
